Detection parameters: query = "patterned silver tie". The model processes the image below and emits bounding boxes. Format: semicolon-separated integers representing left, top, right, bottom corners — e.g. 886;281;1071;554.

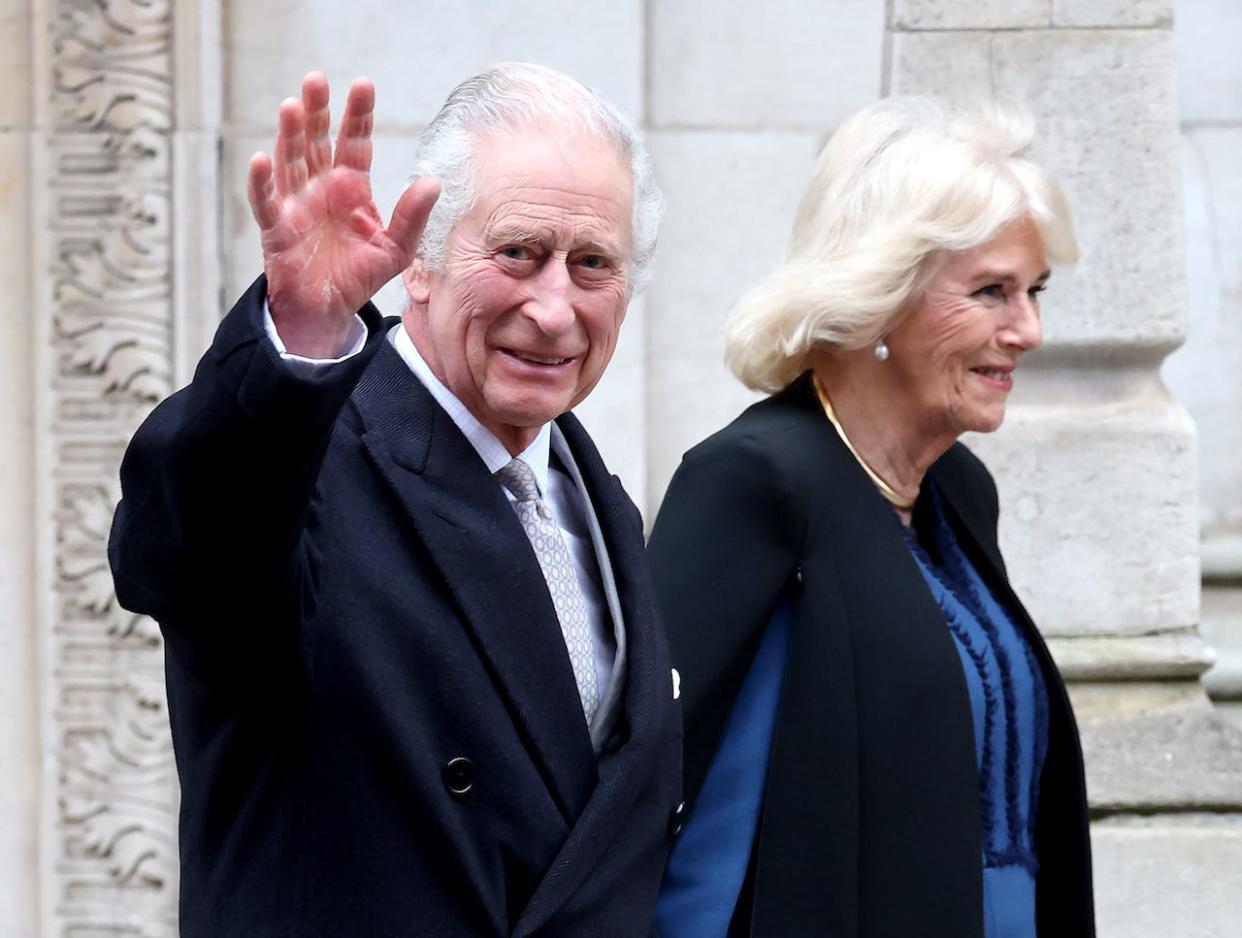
496;457;600;724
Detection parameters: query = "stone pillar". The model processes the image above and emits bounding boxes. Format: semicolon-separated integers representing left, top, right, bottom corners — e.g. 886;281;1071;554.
28;0;222;934
1165;0;1242;729
889;2;1242;934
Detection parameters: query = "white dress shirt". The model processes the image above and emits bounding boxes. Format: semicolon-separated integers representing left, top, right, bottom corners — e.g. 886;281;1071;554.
264;308;618;700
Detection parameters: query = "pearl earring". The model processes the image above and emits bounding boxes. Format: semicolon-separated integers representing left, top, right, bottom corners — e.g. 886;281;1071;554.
874;339;890;361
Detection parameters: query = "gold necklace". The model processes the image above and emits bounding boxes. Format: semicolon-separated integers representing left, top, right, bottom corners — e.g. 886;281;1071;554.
811;374;917;510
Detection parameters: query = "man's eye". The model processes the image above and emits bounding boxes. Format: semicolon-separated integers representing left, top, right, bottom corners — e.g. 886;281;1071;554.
500;245;533;261
578;255;607;269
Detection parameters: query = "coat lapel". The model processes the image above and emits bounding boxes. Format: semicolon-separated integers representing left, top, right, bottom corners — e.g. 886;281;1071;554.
927;456;1009;584
513;412;672;938
928;451;1068;709
351;341;598;823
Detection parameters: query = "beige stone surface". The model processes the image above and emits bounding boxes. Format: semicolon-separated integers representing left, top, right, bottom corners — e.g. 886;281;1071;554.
1052;0;1171;27
0;128;37;937
644;129;823;509
1202;586;1242;702
892;0;1048;30
224;0;644;132
1080;701;1242;809
1175;0;1242;122
1164;129;1242;529
649;0;885;130
1093;816;1242;936
173;131;226;381
573;296;648;520
1049;632;1213;684
888;30;995;99
964;390;1198;638
0;6;29;128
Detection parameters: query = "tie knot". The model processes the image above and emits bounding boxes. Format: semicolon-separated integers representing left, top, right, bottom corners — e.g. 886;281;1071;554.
496;457;540;503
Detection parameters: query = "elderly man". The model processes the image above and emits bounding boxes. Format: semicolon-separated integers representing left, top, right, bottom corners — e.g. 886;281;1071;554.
109;64;682;937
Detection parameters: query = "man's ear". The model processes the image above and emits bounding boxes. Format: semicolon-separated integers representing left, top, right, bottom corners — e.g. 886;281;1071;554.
402;260;433;305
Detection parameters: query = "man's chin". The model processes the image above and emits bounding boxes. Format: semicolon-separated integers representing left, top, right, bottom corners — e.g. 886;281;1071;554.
479;395;573;440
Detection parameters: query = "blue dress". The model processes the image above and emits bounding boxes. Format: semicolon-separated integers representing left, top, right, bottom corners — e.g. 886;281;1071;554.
901;489;1050;938
654;599;792;938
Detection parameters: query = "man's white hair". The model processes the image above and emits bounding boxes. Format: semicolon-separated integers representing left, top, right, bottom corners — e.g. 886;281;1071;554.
411;62;663;294
725;96;1079;393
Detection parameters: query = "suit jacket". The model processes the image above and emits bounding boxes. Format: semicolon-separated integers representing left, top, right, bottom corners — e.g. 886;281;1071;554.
109;277;683;938
648;374;1094;938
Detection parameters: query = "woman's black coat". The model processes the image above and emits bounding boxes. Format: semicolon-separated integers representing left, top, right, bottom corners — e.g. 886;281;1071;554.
649;375;1094;937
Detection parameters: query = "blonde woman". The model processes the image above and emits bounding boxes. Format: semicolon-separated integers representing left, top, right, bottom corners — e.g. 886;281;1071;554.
651;98;1094;938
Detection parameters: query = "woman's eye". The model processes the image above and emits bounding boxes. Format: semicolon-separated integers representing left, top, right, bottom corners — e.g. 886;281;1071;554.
1028;284;1047;299
975;284;1006;300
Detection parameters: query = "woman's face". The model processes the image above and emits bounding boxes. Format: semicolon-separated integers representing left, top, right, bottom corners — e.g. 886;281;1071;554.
885;218;1049;438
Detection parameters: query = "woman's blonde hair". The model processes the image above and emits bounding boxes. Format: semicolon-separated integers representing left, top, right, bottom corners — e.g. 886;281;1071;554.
725;96;1078;392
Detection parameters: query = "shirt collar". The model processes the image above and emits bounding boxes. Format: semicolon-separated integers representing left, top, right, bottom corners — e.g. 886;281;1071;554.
390;323;552;496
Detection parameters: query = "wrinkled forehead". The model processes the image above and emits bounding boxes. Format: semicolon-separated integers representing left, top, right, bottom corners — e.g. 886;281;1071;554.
469;121;632;187
466;125;635;244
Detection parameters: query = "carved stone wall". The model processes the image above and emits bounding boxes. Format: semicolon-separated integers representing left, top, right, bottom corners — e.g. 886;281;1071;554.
34;1;179;934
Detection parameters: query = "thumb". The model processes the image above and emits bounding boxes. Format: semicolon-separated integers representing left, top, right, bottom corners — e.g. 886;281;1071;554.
385;177;442;265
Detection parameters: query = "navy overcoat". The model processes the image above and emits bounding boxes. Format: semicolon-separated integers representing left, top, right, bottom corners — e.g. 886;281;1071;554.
110;277;683;937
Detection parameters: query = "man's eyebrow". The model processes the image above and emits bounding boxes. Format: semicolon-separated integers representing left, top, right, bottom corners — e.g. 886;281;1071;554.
484;224;626;258
485;224;546;245
573;237;627;258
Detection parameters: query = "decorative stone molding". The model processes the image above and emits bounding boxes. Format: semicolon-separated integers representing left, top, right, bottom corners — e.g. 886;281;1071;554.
38;0;179;934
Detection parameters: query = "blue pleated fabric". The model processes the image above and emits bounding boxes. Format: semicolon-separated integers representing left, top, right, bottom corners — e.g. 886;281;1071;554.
901;489;1050;938
653;599;793;938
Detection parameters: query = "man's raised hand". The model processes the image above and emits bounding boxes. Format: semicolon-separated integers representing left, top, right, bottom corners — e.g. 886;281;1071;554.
247;72;440;358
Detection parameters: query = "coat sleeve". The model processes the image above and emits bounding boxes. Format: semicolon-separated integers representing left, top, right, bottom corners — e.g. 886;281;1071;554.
647;428;806;807
108;276;387;653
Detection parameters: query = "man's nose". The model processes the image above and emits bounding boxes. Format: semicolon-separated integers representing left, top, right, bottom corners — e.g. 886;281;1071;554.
526;260;576;336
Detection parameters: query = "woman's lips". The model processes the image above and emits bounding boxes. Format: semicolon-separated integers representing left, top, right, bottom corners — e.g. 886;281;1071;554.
970;366;1014;389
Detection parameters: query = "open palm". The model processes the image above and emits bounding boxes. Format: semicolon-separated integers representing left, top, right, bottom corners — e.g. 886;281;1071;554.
248;73;440;358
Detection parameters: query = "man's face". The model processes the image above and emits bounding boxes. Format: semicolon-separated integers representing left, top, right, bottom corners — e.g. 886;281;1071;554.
404;127;634;454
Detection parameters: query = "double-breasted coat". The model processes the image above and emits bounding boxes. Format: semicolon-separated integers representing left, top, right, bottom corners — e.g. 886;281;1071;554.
109;278;683;937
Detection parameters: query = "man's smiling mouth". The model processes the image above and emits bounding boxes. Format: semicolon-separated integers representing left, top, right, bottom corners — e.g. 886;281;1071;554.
502;349;574;367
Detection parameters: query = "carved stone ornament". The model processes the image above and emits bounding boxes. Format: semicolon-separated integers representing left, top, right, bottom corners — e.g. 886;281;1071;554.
46;0;179;934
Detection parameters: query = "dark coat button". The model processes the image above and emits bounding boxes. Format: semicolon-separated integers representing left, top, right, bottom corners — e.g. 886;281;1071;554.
668;801;687;837
443;757;474;796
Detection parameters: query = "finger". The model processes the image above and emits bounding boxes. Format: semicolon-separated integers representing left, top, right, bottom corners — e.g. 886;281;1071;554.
301;71;332;178
333;77;376;174
247;151;282;231
273;97;309;197
385;177;442;263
